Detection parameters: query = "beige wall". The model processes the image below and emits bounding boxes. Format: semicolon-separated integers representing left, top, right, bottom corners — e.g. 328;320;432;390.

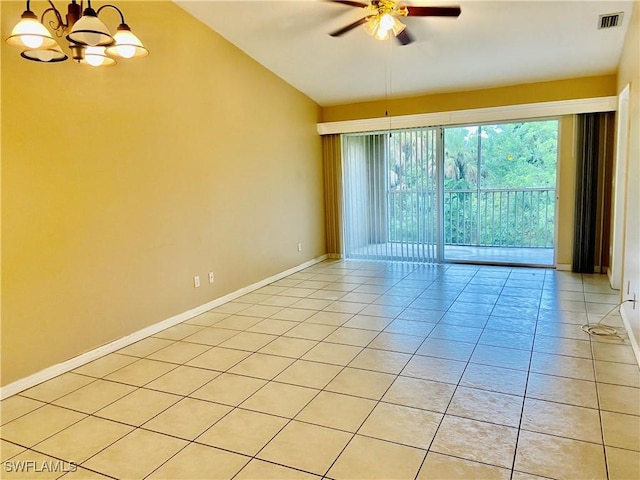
1;1;325;386
321;75;617;122
616;2;640;356
556;115;576;267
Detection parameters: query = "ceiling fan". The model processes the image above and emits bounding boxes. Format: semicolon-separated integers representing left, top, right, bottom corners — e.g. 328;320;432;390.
329;0;461;45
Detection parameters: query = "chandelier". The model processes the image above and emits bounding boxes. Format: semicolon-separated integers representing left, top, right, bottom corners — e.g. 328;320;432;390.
5;0;148;67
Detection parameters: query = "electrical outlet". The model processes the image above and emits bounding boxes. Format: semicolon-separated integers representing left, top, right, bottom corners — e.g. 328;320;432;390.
209;272;215;283
194;275;200;288
297;242;302;252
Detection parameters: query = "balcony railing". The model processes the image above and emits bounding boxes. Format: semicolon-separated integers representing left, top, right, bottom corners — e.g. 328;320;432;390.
388;187;555;248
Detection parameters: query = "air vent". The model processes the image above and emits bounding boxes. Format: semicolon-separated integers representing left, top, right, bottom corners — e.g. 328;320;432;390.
598;12;623;29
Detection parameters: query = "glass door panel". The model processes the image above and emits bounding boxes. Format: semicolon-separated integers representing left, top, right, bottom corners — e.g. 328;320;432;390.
443;120;559;266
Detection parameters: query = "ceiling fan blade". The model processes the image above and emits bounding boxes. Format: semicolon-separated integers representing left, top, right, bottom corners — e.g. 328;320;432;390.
328;0;371;8
330;17;369;37
406;6;461;17
396;29;414;45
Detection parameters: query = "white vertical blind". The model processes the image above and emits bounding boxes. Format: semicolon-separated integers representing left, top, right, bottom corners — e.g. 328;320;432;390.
342;127;439;262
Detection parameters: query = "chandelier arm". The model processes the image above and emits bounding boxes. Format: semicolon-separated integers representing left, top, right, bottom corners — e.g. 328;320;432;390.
96;4;126;25
40;2;67;33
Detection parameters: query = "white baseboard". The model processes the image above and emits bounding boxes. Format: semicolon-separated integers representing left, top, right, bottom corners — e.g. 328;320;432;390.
0;255;328;400
620;305;640;368
556;264;613;274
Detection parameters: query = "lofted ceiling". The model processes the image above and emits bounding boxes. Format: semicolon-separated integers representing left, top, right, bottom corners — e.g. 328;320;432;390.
174;0;634;106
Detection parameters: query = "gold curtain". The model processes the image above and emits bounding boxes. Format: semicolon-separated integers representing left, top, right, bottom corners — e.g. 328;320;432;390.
322;135;343;257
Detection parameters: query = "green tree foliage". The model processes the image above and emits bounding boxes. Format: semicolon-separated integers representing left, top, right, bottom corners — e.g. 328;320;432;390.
443;121;558;190
385;120;558;248
441;120;558;247
443;126;478;189
479;121;558;188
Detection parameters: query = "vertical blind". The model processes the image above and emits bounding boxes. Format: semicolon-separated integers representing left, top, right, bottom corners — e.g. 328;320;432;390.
572;112;615;273
342;128;439;262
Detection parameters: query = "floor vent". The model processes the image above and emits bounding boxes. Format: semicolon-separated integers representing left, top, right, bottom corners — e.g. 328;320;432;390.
598;12;623;29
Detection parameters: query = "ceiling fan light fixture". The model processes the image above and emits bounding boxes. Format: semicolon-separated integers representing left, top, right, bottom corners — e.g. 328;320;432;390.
364;16;379;35
375;24;390;40
379;13;395;31
329;0;461;46
390;16;407;36
364;15;390;40
365;13;405;40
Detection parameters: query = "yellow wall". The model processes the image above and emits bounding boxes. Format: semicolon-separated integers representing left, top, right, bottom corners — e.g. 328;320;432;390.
0;1;325;386
321;75;618;122
1;1;634;387
617;2;640;355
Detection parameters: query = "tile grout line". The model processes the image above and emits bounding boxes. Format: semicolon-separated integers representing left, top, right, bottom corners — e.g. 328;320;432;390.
586;271;612;480
410;266;483;479
315;262;427;479
228;262;421;478
507;268;547;480
3;260;633;479
199;267;378;479
414;265;524;479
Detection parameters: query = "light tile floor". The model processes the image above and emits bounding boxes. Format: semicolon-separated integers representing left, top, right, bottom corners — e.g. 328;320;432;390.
2;260;639;479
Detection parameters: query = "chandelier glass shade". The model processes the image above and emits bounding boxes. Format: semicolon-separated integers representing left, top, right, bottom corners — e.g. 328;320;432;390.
80;45;116;66
106;25;147;58
21;44;68;62
6;11;58;49
66;7;113;46
5;0;148;67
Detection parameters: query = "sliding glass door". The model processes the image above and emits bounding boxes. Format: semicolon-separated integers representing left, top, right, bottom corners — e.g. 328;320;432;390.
443;121;558;265
341;119;558;266
342;127;439;262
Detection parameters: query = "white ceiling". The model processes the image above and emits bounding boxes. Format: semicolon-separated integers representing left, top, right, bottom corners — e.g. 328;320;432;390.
175;0;634;106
